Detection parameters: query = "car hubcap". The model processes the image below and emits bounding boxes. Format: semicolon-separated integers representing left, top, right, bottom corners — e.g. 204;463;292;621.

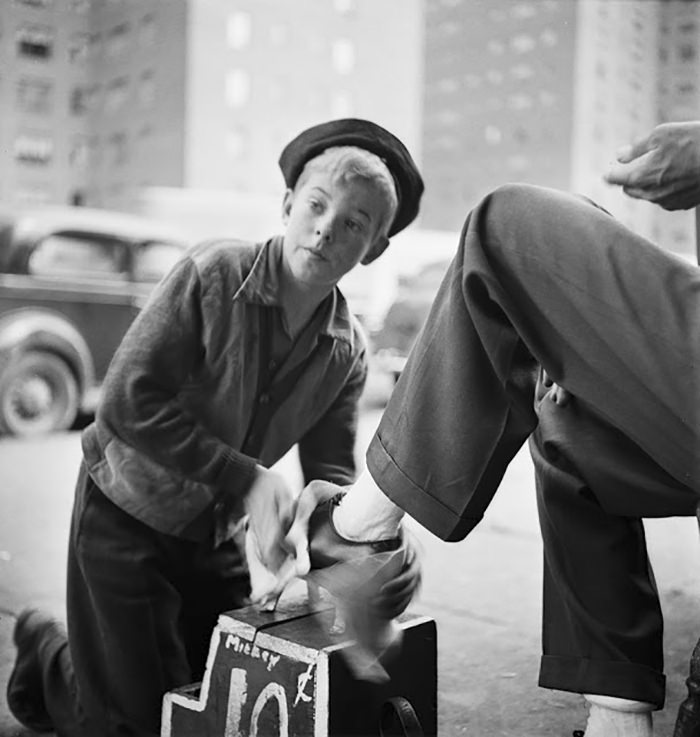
9;375;54;420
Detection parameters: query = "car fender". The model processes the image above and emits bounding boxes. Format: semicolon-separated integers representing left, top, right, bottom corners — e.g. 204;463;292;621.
0;308;95;402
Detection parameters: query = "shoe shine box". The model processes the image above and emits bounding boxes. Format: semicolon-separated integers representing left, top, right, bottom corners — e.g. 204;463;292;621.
161;588;437;737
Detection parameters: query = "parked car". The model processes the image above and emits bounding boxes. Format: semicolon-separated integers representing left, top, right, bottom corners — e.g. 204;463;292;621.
0;205;189;436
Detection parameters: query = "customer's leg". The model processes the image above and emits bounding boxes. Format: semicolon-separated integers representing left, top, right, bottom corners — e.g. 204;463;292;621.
367;184;699;541
531;391;697;709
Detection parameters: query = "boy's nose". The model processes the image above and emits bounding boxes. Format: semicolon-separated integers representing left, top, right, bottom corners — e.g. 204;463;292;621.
315;218;335;243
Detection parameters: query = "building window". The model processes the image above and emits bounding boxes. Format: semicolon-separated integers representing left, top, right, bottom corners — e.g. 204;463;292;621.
540;29;558;46
678;43;696;61
70;0;90;12
488;40;505;55
16;25;53;60
225;69;250;107
88;32;102;60
330;91;352;118
227;12;251;49
511;34;536;53
140;14;156;46
68;33;89;64
138;70;155;106
464;73;481;89
511;64;533;80
486;69;503;85
16;77;52;113
14;133;53;165
106;22;130;56
512;3;536;19
332;39;355;74
105;76;129;111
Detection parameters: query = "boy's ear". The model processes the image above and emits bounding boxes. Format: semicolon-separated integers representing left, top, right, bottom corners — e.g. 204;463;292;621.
281;189;294;223
361;235;390;265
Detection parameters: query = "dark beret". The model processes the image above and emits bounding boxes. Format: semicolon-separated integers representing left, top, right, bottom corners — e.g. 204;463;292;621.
278;118;424;237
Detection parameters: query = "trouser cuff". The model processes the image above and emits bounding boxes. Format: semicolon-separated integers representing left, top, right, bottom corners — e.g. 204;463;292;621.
539;655;665;709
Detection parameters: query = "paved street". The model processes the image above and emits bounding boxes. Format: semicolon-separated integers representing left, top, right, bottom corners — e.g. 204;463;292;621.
1;397;700;736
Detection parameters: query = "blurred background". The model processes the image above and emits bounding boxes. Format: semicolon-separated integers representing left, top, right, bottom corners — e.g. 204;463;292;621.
3;2;700;735
1;0;699;377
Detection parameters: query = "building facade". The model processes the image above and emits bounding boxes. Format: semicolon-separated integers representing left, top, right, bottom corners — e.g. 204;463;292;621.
0;0;423;212
420;0;578;231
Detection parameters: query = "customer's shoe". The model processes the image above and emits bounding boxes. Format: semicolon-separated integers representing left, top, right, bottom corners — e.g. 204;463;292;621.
6;608;59;732
308;496;402;569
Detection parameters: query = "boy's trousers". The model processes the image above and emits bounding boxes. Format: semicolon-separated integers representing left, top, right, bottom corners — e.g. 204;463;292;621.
367;183;700;706
24;464;250;736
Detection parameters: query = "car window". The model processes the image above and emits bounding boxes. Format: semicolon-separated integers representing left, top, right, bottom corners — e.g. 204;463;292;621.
28;232;128;280
132;240;184;282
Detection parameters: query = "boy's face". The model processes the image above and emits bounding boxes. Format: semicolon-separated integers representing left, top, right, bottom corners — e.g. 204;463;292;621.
281;168;390;289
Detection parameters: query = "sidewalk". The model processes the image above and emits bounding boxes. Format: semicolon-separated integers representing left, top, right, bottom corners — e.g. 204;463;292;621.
1;420;700;735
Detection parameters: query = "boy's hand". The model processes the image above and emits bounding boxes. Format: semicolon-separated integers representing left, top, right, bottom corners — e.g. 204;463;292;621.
243;466;296;573
604;121;700;210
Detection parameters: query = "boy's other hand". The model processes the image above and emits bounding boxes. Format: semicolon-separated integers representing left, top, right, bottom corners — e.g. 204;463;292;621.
243;466;296;573
604;121;700;210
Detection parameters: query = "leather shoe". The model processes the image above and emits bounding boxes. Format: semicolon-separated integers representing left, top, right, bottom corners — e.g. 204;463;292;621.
308;495;401;569
6;608;60;732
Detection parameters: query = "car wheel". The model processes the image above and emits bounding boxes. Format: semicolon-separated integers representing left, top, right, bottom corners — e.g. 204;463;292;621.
0;351;79;436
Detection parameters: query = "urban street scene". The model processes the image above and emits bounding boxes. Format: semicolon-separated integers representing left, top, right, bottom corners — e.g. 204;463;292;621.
0;1;699;736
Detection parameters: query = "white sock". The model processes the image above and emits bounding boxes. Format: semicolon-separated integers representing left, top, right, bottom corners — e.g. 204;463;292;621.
583;694;654;737
333;468;404;541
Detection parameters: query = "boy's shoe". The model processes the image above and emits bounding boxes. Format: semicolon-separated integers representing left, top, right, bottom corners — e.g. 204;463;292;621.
6;608;58;732
308;496;402;569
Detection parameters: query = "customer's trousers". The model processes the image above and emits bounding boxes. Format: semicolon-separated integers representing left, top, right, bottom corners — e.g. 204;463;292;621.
366;183;700;702
35;463;250;736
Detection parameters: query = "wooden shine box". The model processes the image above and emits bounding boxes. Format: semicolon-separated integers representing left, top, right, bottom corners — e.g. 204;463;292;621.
162;592;437;737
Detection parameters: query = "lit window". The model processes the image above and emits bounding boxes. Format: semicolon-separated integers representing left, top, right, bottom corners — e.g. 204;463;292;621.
105;77;129;111
334;0;355;13
106;22;130;56
332;39;355;74
16;25;53;60
540;29;558;46
331;91;352;117
227;12;251;49
511;34;535;53
511;3;536;19
506;154;529;170
140;14;156;46
511;64;533;80
438;78;459;93
14;133;53;165
508;93;533;110
488;40;505;55
225;69;250;107
484;125;502;145
486;69;503;84
16;77;52;113
138;70;155;106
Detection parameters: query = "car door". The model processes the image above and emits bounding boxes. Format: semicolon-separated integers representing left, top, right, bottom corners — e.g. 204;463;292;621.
19;229;143;383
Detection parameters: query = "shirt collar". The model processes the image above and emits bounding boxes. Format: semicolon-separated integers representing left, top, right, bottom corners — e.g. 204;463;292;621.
233;235;355;343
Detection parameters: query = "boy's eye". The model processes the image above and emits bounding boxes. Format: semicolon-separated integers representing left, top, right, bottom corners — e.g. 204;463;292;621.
308;198;324;212
346;219;363;233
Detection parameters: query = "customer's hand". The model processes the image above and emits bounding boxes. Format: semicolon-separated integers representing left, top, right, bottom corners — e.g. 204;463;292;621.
541;370;573;407
604;121;700;210
243;466;296;573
